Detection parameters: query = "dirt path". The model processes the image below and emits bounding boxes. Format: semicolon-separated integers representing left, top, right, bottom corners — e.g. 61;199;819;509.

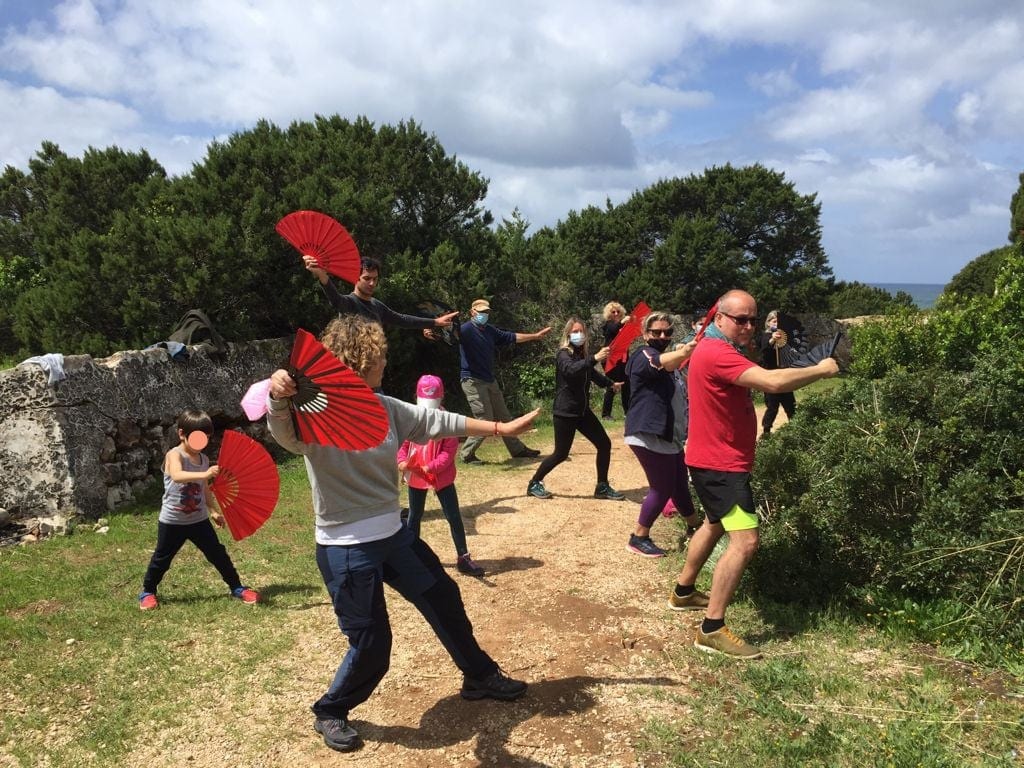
122;412;784;768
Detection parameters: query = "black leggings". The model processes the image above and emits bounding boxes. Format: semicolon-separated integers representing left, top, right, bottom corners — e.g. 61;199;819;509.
531;409;611;485
142;519;242;594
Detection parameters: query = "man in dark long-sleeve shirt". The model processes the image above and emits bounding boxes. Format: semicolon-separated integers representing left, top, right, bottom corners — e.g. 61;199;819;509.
304;255;458;331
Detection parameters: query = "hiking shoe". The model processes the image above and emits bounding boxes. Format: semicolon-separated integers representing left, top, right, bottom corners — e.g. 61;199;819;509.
527;480;552;499
457;553;485;577
313;717;360;752
138;592;159;611
514;448;541;458
232;586;260;605
627;534;666;558
594;482;625;500
462;455;485;465
668;589;710;611
694;626;763;659
461;669;528;701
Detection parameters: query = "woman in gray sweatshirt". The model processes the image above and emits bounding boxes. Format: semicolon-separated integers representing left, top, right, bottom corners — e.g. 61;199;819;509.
267;315;539;754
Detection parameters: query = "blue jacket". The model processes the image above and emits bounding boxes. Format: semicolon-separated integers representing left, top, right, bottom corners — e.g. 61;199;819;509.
459;322;516;382
624;344;675;441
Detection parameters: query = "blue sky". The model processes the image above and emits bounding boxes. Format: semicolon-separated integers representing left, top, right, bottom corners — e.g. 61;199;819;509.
2;1;1021;284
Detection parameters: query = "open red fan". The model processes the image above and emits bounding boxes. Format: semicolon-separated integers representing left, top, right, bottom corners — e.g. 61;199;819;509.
276;210;362;284
288;328;390;450
604;301;651;372
211;430;280;541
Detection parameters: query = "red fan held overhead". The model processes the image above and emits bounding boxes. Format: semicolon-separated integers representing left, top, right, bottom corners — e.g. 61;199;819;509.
276;210;361;284
211;431;279;541
289;328;390;450
604;301;652;372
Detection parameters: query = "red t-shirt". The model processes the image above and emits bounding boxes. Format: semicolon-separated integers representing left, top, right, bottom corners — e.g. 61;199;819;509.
686;338;758;472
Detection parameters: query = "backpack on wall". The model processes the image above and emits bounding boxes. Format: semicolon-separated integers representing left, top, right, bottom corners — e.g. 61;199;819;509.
168;309;229;356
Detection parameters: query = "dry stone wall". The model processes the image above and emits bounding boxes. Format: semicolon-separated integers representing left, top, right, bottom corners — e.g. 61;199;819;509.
0;339;288;525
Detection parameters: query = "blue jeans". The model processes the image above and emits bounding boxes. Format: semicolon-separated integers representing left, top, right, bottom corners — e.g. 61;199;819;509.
407;483;469;557
312;525;496;719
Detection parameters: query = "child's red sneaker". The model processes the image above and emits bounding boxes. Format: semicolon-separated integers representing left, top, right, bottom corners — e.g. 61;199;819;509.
138;592;159;611
232;586;260;605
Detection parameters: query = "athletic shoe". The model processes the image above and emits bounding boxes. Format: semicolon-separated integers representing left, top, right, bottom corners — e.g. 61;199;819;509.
462;455;485;465
513;448;541;458
461;669;528;701
668;589;710;611
594;482;625;500
527;480;553;499
313;717;360;752
694;626;763;659
626;534;665;558
231;586;260;605
138;592;159;611
457;554;485;577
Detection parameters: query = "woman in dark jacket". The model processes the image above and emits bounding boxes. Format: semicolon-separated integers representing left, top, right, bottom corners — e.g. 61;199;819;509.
526;317;626;501
600;301;632;418
623;312;701;558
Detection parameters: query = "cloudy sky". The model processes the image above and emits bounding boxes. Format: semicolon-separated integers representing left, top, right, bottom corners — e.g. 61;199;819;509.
2;1;1021;284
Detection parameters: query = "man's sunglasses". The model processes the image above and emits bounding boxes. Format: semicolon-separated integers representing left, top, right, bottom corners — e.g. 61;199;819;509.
648;328;673;337
720;313;758;327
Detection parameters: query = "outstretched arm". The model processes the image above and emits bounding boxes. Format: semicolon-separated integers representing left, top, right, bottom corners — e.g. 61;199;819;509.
514;326;552;344
465;408;541;437
735;357;838;394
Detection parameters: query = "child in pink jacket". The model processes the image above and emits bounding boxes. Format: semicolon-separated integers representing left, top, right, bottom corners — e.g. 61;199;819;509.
398;375;485;577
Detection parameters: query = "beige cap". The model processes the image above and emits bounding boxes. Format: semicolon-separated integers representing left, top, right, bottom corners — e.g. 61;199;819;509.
471;299;491;313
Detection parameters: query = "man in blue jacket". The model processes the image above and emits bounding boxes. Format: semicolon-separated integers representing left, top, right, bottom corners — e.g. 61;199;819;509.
459;298;550;463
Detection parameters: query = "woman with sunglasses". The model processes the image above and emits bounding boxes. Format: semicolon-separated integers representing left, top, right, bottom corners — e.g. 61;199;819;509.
600;302;632;419
624;312;702;559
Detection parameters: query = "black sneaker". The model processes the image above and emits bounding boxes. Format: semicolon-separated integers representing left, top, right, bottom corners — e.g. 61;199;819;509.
457;553;485;577
594;482;625;500
462;455;485;465
313;717;360;752
527;480;553;499
514;448;541;458
461;669;528;701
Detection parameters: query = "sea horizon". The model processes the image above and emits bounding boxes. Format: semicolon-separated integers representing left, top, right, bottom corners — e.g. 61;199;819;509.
868;282;945;310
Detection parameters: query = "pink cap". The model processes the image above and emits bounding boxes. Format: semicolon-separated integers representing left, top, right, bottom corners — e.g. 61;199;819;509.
416;374;444;400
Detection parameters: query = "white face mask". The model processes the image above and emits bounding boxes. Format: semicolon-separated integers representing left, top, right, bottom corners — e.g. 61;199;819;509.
569;331;585;346
417;397;442;410
472;312;488;326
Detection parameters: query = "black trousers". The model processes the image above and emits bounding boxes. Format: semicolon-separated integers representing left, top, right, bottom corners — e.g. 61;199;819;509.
142;519;242;594
531;409;611;485
601;362;630;416
762;392;796;432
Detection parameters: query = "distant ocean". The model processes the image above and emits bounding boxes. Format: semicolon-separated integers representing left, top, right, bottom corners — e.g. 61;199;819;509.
868;282;945;310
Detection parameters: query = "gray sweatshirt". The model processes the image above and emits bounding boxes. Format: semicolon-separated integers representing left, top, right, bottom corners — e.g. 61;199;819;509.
267;392;467;535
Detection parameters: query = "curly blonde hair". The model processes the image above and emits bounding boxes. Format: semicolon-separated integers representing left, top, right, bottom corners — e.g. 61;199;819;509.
320;317;388;379
603;301;626;321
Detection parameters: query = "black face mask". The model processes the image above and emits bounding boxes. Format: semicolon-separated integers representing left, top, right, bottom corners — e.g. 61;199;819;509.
648;337;670;352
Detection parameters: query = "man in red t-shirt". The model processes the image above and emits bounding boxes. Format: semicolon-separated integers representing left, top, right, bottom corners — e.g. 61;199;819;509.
670;290;838;659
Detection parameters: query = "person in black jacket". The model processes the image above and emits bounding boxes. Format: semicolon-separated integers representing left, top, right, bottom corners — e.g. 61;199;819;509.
758;310;796;436
600;301;632;418
526;317;626;501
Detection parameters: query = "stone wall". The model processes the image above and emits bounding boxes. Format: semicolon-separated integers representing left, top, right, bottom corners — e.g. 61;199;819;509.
0;339;288;524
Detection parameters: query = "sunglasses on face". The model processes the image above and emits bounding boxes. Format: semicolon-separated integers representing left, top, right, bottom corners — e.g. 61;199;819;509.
648;328;673;337
721;312;758;327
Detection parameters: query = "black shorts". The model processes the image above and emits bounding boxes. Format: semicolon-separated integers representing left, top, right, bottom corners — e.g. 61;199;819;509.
688;468;758;530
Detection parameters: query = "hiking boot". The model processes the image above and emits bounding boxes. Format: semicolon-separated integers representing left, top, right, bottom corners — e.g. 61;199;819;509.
462;455;485;465
457;553;485;577
138;592;159;611
513;448;541;459
594;482;625;500
232;586;260;605
461;669;528;701
527;480;552;499
313;717;360;752
626;534;666;558
668;589;710;611
694;626;763;659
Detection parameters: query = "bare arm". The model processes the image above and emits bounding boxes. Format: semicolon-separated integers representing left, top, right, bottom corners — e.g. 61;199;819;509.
165;449;219;483
514;327;552;344
466;408;541;437
659;339;698;372
735;357;838;394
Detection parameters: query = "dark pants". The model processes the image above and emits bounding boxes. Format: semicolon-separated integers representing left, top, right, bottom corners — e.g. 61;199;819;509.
601;362;630;417
629;445;696;528
312;525;497;720
531;410;611;485
407;483;469;557
762;392;796;433
142;519;242;594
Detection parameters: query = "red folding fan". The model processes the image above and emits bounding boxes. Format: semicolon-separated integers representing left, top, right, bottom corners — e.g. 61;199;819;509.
288;328;390;450
276;210;362;284
211;430;280;541
604;300;652;372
